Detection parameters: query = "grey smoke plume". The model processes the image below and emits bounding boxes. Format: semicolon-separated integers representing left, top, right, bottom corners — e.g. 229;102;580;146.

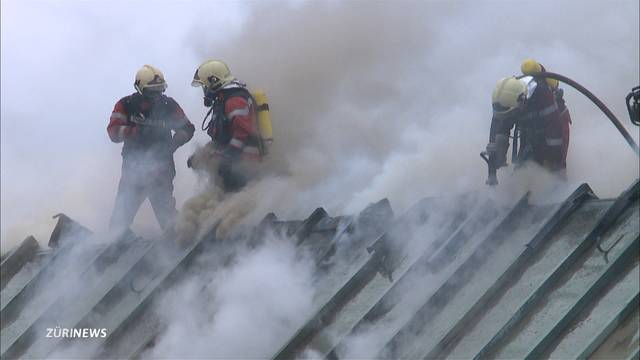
181;0;639;233
0;1;246;250
2;0;637;250
146;233;316;358
1;0;638;358
154;0;638;357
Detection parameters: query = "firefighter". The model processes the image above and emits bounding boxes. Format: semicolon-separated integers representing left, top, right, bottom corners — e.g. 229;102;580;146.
107;65;195;233
188;59;263;193
485;59;572;183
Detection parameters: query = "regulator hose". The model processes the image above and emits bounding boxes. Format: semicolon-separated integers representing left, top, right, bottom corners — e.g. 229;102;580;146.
535;71;639;157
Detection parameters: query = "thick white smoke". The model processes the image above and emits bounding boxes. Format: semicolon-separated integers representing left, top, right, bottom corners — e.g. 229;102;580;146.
0;0;246;250
1;0;638;358
2;0;638;250
153;1;638;357
146;234;316;358
176;0;639;240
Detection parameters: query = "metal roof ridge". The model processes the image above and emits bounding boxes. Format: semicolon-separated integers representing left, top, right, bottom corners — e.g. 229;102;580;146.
378;192;531;359
425;182;597;359
524;235;639;359
472;178;640;360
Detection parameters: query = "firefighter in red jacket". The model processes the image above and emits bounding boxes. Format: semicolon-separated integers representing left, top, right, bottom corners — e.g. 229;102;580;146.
108;65;195;233
485;59;572;184
188;59;262;192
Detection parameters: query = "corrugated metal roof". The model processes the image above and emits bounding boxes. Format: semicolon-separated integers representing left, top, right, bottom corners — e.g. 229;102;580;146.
1;179;638;359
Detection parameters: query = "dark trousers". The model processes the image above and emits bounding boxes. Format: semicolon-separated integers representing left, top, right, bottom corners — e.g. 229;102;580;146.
109;161;177;233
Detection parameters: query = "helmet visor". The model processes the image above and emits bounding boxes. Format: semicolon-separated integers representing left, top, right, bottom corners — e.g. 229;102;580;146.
145;82;167;91
191;69;207;87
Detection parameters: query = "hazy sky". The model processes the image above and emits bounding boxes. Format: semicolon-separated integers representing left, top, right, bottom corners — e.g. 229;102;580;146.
2;1;638;358
1;0;248;246
1;0;638;250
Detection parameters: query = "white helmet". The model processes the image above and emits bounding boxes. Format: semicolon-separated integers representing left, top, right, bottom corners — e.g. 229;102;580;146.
134;65;167;95
191;59;234;92
492;76;528;117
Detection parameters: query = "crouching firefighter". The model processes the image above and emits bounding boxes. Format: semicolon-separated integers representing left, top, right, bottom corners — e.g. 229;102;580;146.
483;59;572;186
108;65;195;234
188;59;272;193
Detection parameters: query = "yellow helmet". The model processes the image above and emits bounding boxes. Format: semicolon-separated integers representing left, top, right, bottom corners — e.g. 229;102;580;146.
521;58;542;75
492;77;527;116
521;58;559;89
134;65;167;95
191;59;234;92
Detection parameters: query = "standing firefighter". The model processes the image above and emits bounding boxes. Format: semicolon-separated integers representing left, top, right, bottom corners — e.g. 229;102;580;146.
108;65;195;233
484;59;572;185
188;59;270;192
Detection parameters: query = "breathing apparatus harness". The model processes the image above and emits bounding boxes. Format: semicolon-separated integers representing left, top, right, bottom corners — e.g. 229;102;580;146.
199;84;267;157
200;84;230;133
510;75;568;168
200;85;249;138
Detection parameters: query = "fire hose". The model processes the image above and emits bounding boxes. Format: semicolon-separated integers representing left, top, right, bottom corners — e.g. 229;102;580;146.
536;71;639;156
482;71;640;186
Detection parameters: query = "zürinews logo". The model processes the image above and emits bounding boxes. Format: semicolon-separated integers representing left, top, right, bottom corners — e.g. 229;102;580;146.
46;327;108;338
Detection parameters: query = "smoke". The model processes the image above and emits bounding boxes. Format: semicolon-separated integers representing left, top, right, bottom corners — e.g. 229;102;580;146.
145;233;316;359
178;0;639;242
0;0;246;251
219;0;637;205
1;0;638;358
2;1;637;250
162;1;638;357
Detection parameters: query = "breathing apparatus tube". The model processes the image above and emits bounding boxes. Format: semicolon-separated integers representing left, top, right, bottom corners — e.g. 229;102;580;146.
535;71;639;157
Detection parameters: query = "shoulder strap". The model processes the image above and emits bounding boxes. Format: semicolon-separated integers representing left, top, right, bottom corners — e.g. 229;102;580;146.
221;87;254;105
221;87;268;156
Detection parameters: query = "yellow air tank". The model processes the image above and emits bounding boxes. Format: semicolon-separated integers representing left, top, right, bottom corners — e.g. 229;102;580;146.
252;90;273;148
